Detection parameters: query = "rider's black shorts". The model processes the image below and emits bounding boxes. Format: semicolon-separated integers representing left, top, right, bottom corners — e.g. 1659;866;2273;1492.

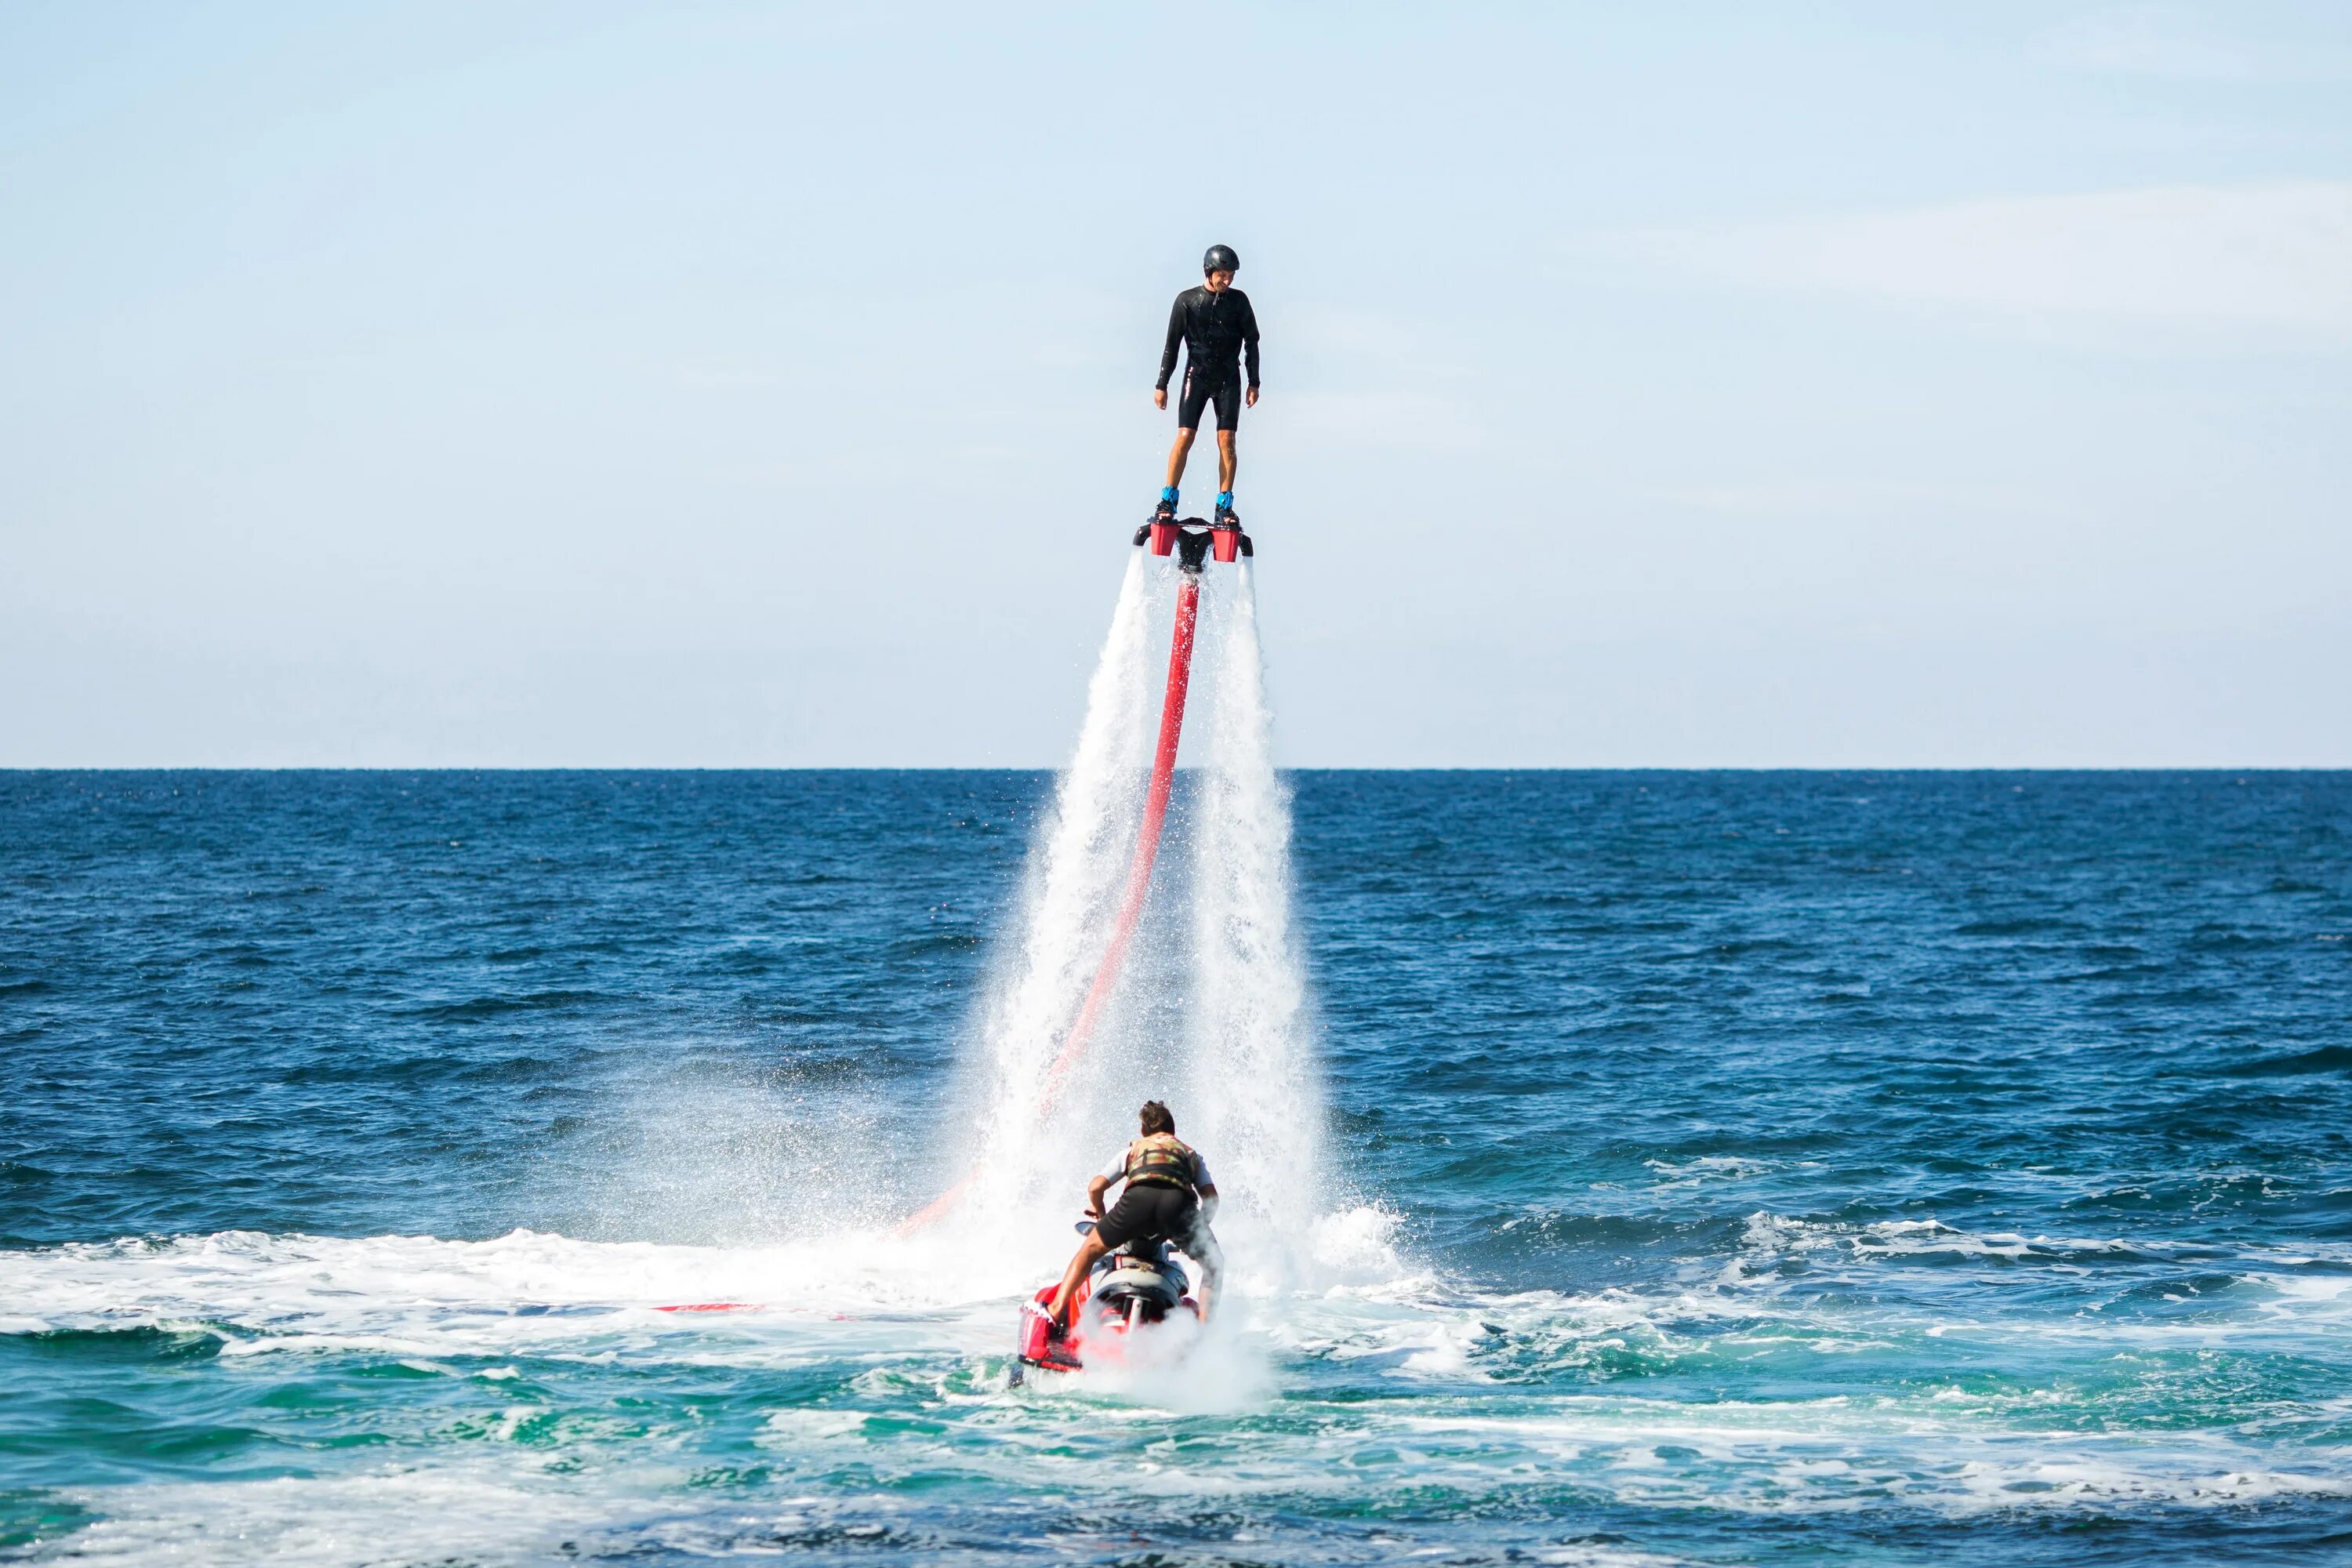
1177;367;1243;433
1096;1181;1218;1269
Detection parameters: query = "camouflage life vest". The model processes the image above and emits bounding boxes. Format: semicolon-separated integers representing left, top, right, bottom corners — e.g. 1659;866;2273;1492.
1123;1132;1201;1192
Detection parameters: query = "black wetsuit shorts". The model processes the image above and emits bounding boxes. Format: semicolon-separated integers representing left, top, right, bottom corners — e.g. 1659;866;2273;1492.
1095;1182;1219;1269
1177;366;1242;433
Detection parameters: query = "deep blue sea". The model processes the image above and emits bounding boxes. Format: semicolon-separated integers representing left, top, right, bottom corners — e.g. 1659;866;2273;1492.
5;769;2351;1566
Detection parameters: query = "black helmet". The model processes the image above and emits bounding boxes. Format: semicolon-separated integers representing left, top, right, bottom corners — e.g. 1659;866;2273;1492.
1203;244;1240;275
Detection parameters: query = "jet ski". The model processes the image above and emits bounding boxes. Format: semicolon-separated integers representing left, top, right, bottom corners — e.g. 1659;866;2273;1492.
1011;1219;1201;1384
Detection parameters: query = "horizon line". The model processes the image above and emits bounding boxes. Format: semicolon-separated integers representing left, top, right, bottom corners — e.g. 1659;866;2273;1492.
5;764;2348;776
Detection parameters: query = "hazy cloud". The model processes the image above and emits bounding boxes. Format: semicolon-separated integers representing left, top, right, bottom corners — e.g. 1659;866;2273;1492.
1620;183;2352;338
2032;5;2267;80
1637;479;2080;524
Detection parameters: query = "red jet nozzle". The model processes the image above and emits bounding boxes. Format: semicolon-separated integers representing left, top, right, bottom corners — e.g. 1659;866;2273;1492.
1137;517;1252;568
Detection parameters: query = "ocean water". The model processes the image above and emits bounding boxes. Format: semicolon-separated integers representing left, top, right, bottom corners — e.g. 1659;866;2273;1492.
5;768;2351;1565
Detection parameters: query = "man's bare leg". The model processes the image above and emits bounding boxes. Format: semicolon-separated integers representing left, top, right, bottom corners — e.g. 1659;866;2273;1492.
1215;430;1236;495
1163;426;1199;493
1046;1234;1109;1327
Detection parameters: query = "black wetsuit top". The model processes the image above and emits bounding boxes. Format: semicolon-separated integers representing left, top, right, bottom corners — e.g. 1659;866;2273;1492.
1156;285;1261;392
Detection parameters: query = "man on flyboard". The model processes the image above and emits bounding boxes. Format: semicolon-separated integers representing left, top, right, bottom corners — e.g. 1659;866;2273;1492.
1150;244;1261;535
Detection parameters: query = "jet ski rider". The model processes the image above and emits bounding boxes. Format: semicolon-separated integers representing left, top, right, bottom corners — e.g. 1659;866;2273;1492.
1046;1100;1224;1327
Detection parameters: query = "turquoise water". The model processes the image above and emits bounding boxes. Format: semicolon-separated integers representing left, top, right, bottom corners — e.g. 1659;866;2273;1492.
5;769;2351;1565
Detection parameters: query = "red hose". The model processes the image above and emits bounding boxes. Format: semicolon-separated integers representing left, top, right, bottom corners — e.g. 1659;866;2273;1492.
898;572;1202;1233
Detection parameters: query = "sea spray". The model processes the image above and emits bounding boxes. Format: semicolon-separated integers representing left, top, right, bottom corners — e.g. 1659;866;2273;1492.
1184;563;1323;1272
937;551;1329;1320
957;554;1156;1234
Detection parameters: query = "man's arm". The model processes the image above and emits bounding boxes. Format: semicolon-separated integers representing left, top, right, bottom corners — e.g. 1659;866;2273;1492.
1196;1181;1219;1225
1090;1145;1127;1220
1241;295;1261;390
1156;293;1185;391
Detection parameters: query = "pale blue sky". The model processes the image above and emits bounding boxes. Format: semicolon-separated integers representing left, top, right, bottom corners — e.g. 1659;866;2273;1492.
4;2;2347;765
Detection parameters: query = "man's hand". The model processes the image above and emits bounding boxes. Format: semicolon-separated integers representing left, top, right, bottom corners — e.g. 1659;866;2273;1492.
1087;1174;1113;1220
1245;385;1259;408
1154;387;1168;410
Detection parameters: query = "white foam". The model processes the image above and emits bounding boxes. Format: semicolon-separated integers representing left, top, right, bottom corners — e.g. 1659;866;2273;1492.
0;1226;1035;1359
1737;1210;2202;1269
1644;1156;1780;1189
1042;1307;1276;1414
35;1461;653;1567
17;1218;2352;1554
